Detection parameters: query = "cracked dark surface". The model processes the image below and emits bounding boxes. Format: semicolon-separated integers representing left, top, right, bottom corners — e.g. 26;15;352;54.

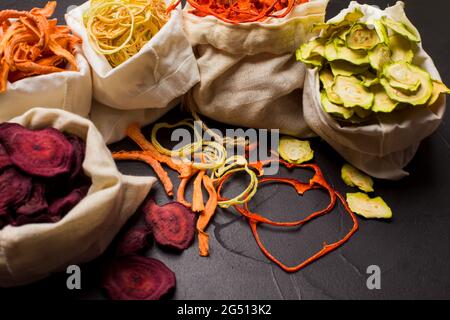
0;0;450;299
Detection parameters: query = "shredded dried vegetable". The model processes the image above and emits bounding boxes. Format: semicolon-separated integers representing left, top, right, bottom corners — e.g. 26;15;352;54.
168;0;309;24
84;0;168;67
0;2;80;92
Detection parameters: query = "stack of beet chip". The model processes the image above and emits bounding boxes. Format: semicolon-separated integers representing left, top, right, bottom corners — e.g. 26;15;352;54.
0;123;91;229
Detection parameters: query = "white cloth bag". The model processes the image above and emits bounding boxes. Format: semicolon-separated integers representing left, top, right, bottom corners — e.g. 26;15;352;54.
303;1;446;180
66;2;200;143
0;108;155;287
0;52;92;122
184;0;328;137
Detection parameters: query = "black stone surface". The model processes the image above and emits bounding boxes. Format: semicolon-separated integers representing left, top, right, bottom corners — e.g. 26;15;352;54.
0;0;449;300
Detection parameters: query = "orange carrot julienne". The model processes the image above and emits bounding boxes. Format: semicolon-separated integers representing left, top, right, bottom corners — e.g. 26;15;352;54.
0;2;80;92
192;170;206;212
177;169;199;208
197;174;218;256
113;150;174;197
126;123;192;178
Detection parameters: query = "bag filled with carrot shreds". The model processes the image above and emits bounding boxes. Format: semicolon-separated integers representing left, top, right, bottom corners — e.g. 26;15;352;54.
0;2;92;121
182;0;328;137
66;0;200;144
302;2;448;180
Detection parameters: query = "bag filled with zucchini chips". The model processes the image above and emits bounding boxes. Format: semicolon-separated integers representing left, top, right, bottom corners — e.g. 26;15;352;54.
0;108;155;287
0;2;92;122
66;0;200;143
183;0;328;137
302;1;447;180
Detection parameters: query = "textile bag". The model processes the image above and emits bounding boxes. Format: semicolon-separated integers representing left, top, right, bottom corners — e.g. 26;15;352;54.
183;0;328;137
0;108;155;287
0;52;92;122
66;1;200;143
303;1;446;180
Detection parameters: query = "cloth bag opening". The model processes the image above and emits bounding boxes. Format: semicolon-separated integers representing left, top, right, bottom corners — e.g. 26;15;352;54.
65;1;200;144
183;0;328;137
0;108;155;287
303;1;446;180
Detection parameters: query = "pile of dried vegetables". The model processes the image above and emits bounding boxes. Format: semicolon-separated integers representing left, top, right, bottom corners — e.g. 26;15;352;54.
0;123;90;229
296;8;450;122
0;2;81;93
84;0;169;67
168;0;309;24
112;118;359;272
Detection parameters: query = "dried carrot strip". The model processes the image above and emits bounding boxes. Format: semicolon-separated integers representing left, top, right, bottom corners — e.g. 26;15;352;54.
177;169;199;208
113;150;174;197
197;175;218;257
0;2;80;93
126;123;192;178
192;170;206;212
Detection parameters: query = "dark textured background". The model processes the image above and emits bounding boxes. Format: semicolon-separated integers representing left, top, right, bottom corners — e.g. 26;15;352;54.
0;0;449;300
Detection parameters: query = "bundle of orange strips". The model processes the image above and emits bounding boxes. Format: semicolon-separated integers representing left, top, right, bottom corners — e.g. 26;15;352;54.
0;1;80;92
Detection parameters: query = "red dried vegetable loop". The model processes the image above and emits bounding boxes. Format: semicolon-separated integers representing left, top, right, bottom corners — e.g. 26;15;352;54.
116;226;151;257
0;125;74;178
216;162;336;226
14;213;61;227
16;182;48;216
246;192;358;273
217;157;358;272
144;199;196;251
0;167;32;211
102;256;176;300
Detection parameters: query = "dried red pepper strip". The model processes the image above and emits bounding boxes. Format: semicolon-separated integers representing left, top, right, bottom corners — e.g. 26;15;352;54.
217;157;358;272
247;191;358;273
217;163;337;227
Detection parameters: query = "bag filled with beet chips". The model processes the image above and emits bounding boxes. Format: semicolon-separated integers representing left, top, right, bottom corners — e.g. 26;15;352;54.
303;2;447;180
0;108;156;287
183;0;328;137
66;0;200;143
0;2;92;122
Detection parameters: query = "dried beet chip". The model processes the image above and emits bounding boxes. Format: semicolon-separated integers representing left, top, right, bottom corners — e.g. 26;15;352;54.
0;168;32;210
103;256;176;300
49;185;89;217
116;226;151;257
14;213;61;227
66;134;86;180
0;125;74;178
0;123;25;137
16;183;48;216
144;200;195;251
0;143;12;171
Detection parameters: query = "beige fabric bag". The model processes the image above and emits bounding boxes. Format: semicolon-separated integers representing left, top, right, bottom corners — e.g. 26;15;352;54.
66;2;200;143
0;52;92;122
303;2;446;180
0;108;155;287
184;0;328;137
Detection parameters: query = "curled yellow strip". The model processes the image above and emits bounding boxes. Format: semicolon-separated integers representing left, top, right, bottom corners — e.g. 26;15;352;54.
214;156;259;209
84;0;168;67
